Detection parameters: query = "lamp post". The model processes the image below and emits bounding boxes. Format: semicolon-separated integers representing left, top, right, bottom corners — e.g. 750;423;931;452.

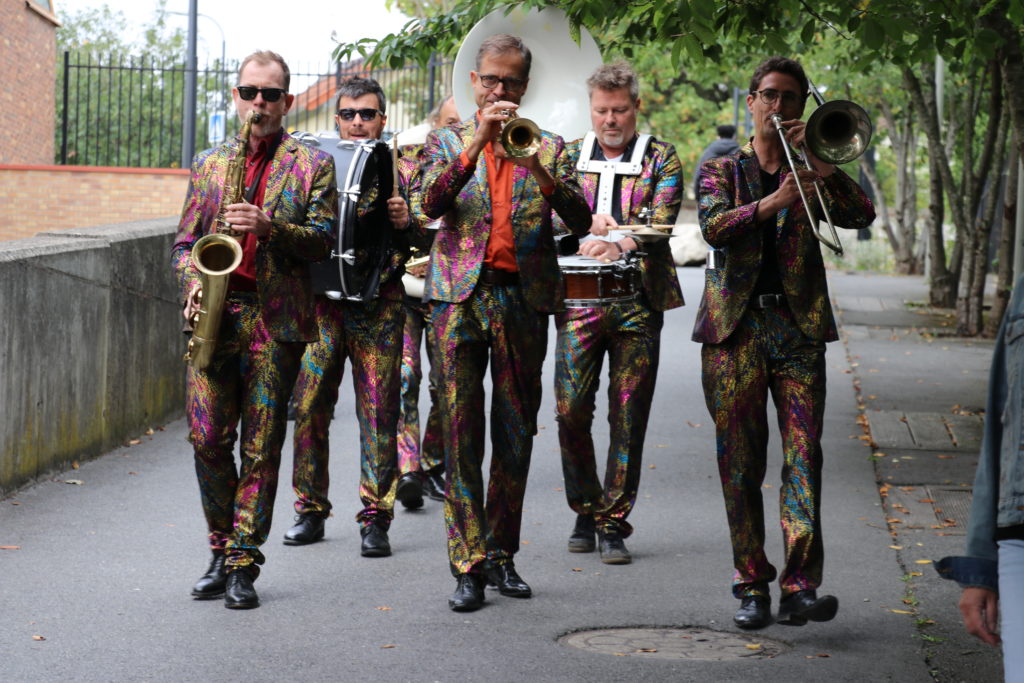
167;6;227;163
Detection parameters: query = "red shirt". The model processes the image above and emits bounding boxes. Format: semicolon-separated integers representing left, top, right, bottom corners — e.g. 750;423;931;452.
229;130;280;291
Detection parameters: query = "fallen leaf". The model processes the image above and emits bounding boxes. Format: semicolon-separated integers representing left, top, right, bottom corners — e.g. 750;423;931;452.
636;648;658;653
32;635;45;641
0;545;21;550
145;428;155;436
648;465;656;469
380;644;397;649
918;499;935;503
805;653;831;658
553;487;564;492
128;472;138;476
64;479;84;486
686;421;702;428
129;439;142;446
745;643;763;650
375;606;392;611
71;462;79;470
889;545;903;550
10;501;20;505
521;540;530;545
937;455;954;459
890;609;913;614
915;560;932;564
571;568;583;572
909;571;923;576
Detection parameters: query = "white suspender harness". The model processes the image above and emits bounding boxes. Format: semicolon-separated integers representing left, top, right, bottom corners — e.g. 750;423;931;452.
575;131;653;215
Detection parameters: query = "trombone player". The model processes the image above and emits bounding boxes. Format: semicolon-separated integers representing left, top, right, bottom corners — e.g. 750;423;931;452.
418;34;591;612
692;56;874;630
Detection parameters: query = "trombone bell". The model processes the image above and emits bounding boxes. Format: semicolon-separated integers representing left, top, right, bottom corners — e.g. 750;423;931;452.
805;100;873;166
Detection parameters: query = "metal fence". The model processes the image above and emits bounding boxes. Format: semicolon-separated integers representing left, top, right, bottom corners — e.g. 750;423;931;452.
57;52;453;168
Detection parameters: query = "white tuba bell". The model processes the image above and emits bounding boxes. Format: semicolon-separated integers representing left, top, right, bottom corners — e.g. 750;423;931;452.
452;6;603;144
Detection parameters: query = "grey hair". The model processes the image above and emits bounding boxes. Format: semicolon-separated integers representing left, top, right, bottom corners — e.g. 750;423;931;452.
587;62;639;101
476;34;532;78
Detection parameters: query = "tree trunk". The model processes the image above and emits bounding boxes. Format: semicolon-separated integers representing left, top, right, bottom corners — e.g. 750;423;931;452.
985;134;1019;337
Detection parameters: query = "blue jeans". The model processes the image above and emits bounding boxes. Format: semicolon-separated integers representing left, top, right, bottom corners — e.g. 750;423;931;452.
1001;539;1024;682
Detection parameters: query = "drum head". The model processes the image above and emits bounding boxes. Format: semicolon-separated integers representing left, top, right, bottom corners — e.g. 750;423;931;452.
302;136;393;300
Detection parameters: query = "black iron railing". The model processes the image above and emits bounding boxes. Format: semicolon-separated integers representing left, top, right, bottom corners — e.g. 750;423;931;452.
57;52;453;168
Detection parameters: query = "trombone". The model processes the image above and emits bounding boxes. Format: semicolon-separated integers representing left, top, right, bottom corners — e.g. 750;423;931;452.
771;80;872;257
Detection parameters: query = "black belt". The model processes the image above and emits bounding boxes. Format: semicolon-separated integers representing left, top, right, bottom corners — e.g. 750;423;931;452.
751;293;785;309
479;267;519;286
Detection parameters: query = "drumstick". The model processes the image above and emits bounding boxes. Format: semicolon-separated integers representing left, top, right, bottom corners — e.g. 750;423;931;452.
391;134;400;198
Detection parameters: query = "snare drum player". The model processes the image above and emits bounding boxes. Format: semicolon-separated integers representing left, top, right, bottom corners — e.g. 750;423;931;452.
418;34;590;611
693;57;874;629
172;51;337;609
285;76;420;557
554;62;684;565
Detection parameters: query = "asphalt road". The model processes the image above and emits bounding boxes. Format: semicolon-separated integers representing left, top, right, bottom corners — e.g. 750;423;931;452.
0;268;1001;682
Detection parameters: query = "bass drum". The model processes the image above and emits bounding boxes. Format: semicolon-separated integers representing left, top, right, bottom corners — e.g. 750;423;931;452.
296;134;394;301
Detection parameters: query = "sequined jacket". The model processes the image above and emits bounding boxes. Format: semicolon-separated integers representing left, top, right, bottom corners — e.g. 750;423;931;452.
561;135;685;313
691;141;874;344
171;131;337;342
417;116;591;313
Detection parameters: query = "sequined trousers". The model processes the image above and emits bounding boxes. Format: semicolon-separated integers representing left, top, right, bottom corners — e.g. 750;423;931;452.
398;299;444;477
554;299;663;537
700;305;827;599
187;295;304;576
291;294;403;528
430;283;546;575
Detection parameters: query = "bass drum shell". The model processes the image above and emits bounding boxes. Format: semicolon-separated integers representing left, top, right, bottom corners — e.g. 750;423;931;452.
297;134;393;301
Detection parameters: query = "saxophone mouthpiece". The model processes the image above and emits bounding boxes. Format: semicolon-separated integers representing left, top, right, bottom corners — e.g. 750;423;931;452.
252;113;264;123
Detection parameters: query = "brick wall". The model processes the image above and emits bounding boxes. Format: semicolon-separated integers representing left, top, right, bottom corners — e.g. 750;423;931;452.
1;0;59;164
0;165;189;241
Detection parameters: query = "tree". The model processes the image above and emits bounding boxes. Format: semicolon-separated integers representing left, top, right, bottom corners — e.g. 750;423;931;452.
335;0;1022;336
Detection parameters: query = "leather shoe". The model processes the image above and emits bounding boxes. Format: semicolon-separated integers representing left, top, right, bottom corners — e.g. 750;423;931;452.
360;523;392;557
734;595;772;629
448;573;485;612
422;471;445;501
224;569;259;610
190;551;227;600
483;561;532;598
396;472;425;510
777;590;838;626
597;529;632;565
568;514;596;553
283;513;325;545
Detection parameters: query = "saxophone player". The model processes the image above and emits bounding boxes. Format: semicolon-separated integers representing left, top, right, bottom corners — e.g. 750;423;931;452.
171;51;337;610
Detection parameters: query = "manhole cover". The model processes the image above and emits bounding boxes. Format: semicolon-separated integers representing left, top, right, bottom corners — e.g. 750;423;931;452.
558;627;789;660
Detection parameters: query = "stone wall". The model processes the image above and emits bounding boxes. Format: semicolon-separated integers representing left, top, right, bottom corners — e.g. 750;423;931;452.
0;218;185;495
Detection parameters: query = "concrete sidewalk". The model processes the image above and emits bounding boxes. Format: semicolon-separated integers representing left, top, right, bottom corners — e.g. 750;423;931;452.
0;268;1000;682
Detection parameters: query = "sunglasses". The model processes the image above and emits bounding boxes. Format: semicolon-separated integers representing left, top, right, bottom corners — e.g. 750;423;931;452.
236;86;287;102
337;108;383;121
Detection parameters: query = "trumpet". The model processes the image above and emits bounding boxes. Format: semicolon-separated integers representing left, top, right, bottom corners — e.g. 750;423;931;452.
499;109;542;158
771;80;872;257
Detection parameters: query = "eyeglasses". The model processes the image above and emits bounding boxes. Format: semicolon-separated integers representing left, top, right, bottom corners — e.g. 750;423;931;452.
751;89;803;107
236;86;287;102
337;108;383;121
478;74;527;93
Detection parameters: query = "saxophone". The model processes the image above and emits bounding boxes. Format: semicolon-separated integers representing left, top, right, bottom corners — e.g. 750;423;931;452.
183;111;263;370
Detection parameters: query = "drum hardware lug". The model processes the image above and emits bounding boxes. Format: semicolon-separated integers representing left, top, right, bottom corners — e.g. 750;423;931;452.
331;249;358;266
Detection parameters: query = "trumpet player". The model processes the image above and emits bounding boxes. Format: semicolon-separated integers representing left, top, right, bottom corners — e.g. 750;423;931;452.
553;62;684;565
418;34;591;611
692;56;874;630
171;51;337;609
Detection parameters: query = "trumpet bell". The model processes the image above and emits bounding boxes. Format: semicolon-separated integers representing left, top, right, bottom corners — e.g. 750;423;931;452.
805;100;873;166
501;116;542;157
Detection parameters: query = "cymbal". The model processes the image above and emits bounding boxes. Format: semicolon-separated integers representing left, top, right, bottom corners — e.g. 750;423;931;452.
624;226;673;241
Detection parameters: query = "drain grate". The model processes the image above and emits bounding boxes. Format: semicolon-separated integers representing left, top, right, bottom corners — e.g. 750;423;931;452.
927;486;973;533
558;627;789;660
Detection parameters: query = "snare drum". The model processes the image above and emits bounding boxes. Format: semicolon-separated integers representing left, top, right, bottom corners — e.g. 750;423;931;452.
558;254;640;307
